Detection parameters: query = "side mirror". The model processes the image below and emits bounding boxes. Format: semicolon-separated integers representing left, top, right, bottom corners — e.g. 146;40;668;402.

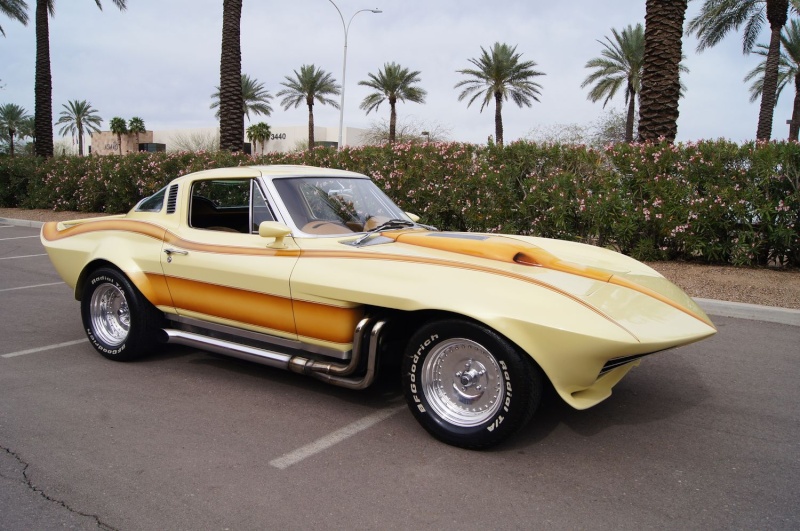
259;221;292;249
405;212;420;223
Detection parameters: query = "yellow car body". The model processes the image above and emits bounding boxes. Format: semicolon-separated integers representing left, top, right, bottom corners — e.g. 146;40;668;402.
41;165;716;448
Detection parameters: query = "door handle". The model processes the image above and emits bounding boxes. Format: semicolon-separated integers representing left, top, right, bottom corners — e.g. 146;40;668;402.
164;248;188;262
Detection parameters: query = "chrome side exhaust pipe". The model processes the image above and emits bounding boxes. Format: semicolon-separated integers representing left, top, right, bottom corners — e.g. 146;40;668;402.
161;317;385;390
162;329;293;370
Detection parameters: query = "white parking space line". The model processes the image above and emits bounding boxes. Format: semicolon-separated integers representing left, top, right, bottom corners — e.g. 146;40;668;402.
0;254;47;260
269;405;406;470
0;235;41;241
0;282;66;293
2;339;89;358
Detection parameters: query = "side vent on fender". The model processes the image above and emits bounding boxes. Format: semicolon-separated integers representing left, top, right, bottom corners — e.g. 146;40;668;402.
166;184;179;214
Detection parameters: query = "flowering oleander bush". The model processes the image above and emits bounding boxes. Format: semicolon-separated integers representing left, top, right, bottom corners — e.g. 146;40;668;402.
1;139;798;266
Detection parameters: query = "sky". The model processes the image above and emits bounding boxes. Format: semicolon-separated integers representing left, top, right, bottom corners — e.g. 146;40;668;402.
0;0;795;145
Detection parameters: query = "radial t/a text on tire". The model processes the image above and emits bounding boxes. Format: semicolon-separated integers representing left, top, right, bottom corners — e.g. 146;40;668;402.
80;267;162;361
402;319;542;449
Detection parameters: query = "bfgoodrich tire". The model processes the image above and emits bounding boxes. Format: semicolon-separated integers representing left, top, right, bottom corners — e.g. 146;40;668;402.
402;319;542;449
81;267;162;361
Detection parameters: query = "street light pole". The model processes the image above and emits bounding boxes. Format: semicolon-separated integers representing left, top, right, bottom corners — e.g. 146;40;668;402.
327;0;381;149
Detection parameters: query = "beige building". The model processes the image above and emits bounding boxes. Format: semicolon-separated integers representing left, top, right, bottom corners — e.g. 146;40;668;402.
89;125;367;155
90;131;155;156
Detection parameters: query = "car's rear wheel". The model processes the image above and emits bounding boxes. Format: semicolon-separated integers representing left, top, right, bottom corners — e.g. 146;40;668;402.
81;267;162;361
402;319;542;449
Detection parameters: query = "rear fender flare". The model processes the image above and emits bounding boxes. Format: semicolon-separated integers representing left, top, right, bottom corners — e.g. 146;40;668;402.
76;258;170;308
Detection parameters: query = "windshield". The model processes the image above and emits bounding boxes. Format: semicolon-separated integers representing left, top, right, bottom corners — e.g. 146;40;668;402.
273;177;410;235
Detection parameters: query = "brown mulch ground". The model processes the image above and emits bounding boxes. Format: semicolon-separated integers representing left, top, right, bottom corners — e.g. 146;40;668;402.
3;207;798;310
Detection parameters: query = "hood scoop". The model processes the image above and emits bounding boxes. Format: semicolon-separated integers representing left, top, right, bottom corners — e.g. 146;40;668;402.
387;231;614;281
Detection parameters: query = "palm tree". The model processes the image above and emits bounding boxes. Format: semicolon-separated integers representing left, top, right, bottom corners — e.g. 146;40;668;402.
638;0;689;142
128;116;146;150
688;0;791;140
211;73;273;121
246;122;271;155
582;25;645;143
358;62;427;143
18;114;35;153
745;19;800;139
1;0;28;36
54;99;102;156
277;64;340;150
219;0;243;152
0;103;30;157
108;116;127;155
455;42;545;147
34;0;126;158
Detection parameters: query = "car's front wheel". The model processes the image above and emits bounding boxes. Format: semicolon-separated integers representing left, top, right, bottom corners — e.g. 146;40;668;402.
402;319;542;449
81;267;162;361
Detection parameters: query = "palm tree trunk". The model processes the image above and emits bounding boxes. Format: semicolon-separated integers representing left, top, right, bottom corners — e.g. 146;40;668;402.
494;91;504;147
78;125;84;157
219;0;243;152
638;0;687;143
8;131;15;158
389;97;397;143
791;72;800;141
757;0;789;140
625;85;636;143
307;99;315;150
34;0;53;158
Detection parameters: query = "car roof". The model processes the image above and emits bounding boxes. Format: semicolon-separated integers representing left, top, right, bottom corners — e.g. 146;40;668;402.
170;165;368;185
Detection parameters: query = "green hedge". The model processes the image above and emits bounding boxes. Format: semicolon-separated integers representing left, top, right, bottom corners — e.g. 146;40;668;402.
1;140;798;267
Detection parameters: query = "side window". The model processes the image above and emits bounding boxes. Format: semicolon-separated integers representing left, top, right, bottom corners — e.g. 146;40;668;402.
135;186;167;212
251;180;275;232
189;179;250;233
189;178;276;234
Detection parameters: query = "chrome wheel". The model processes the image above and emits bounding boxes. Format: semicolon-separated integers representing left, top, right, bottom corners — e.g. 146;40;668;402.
89;282;130;347
420;338;505;427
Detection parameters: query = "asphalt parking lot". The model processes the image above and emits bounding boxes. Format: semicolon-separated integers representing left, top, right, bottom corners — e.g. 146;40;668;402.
2;222;799;530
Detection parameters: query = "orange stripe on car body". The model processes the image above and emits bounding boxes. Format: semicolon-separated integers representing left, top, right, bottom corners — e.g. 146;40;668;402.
162;231;300;257
386;231;714;329
42;219;167;242
43;220;300;258
293;300;365;345
162;276;362;344
164;276;298;335
136;272;175;307
298;247;638;340
41;219;646;337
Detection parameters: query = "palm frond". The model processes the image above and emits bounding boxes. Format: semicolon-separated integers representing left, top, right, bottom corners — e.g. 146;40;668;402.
0;0;28;36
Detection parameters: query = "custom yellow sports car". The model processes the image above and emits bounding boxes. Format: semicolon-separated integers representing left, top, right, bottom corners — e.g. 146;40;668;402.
41;165;716;448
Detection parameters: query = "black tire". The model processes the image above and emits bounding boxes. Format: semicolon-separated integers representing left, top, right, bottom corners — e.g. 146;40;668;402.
80;267;163;361
402;319;542;449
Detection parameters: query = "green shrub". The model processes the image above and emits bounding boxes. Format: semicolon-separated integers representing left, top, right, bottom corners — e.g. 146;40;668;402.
1;141;798;267
0;156;38;207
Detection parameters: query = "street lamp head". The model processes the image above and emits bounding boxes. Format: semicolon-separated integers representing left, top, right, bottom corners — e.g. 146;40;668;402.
371;9;382;13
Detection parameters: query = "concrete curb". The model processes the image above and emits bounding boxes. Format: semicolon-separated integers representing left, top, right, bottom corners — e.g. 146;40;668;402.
695;298;800;327
0;217;45;229
3;216;798;327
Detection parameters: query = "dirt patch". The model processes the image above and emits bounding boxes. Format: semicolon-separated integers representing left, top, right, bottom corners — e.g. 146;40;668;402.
645;261;800;310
